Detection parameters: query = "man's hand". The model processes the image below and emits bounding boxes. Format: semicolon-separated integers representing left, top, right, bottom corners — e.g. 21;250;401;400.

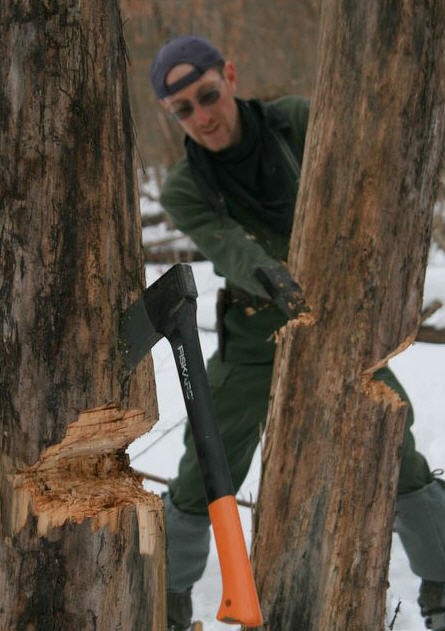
254;265;310;320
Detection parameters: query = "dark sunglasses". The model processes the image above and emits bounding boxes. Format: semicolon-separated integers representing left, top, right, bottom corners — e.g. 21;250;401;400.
170;87;222;121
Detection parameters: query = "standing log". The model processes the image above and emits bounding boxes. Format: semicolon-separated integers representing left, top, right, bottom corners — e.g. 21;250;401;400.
252;2;445;630
0;2;163;629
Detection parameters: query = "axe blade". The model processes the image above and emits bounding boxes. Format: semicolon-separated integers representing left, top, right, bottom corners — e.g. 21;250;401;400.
119;264;198;374
119;293;162;373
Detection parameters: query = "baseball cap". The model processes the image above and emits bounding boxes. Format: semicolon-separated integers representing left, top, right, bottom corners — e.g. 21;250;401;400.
150;35;225;99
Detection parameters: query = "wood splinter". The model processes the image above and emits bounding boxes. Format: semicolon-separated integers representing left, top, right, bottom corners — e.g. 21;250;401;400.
12;403;162;549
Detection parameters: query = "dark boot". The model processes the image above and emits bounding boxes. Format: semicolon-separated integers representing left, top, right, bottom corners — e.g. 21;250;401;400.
418;580;445;630
167;588;193;631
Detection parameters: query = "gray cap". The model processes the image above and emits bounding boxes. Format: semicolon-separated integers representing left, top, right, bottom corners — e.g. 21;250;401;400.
150;35;224;99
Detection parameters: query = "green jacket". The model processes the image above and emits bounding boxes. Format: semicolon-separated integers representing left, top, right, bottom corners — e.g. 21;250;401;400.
160;96;309;363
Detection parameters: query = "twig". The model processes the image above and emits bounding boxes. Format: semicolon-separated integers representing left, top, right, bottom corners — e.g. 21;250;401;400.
416;326;445;344
141;211;167;227
388;600;401;630
134;469;255;509
415;300;445;344
420;299;443;323
144;234;193;247
130;418;186;461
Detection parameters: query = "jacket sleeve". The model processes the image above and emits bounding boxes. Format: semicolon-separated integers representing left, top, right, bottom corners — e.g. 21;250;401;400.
160;160;282;298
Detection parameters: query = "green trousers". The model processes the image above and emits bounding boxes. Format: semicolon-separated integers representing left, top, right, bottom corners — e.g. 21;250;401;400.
169;353;433;515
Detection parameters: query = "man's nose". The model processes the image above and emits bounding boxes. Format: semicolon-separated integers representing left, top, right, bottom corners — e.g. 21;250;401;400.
192;102;213;125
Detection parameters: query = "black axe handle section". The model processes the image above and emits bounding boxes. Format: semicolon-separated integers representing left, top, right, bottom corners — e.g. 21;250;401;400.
140;265;233;501
120;264;263;626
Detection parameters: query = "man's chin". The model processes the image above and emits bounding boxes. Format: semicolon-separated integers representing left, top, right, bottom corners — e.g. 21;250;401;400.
199;129;232;152
201;138;224;152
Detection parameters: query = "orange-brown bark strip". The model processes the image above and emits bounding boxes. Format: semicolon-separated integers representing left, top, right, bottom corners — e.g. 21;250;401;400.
252;2;445;630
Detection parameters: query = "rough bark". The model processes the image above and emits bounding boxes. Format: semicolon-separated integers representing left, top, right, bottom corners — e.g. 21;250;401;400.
252;2;445;630
0;2;163;629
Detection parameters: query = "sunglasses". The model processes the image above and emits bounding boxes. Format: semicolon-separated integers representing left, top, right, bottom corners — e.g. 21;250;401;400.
169;85;222;121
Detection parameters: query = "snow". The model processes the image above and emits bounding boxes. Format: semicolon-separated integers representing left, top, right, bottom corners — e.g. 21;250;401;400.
128;260;445;630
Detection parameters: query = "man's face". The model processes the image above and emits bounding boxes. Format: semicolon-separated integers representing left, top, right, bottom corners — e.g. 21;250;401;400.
161;62;241;152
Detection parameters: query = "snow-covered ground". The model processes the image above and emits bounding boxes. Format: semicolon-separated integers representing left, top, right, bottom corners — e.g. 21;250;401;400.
128;258;445;630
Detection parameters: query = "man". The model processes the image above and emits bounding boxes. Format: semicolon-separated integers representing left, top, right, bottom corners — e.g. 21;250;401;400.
149;35;445;631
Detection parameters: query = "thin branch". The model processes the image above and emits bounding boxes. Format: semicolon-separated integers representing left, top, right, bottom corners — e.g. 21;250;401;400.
416;326;445;344
420;299;443;322
130;418;186;461
134;469;255;509
141;211;167;227
416;300;445;344
388;600;402;630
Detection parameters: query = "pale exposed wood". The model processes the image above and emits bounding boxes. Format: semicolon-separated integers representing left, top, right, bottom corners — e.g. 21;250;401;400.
12;405;159;536
251;2;445;630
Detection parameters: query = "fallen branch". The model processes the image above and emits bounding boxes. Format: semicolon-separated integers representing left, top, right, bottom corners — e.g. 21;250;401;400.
420;299;443;322
416;299;445;343
388;600;402;630
416;326;445;343
141;211;167;227
143;246;206;264
134;469;255;509
143;234;192;248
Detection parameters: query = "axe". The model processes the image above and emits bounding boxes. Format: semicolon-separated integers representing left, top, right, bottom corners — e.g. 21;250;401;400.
119;263;263;627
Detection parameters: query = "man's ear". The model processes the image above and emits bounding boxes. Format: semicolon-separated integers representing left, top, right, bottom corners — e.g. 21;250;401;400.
223;60;237;92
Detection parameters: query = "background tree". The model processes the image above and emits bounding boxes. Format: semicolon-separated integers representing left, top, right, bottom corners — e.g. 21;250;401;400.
0;2;164;629
118;0;320;264
251;2;445;630
119;1;445;275
119;0;320;172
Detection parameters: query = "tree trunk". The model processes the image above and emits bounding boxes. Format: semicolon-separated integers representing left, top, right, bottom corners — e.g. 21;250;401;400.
252;2;445;630
0;2;164;629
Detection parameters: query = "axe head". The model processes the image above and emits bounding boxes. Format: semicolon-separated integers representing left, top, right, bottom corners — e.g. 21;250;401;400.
119;263;198;374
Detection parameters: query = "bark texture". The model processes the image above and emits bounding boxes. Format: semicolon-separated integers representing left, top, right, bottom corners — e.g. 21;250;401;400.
0;2;163;629
252;2;445;630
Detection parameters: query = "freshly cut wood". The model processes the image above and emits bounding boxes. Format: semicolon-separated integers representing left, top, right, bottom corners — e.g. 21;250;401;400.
13;405;160;538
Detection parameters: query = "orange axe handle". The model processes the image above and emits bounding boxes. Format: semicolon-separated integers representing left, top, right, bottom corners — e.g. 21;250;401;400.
168;301;263;626
209;495;263;626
